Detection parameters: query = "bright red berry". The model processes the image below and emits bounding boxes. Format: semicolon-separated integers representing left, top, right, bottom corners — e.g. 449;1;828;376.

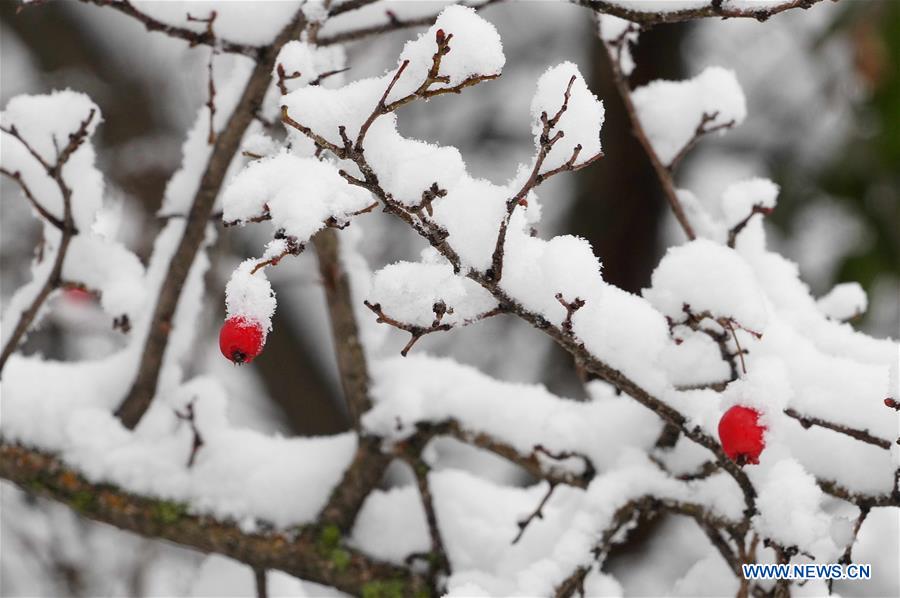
718;405;766;465
219;317;264;364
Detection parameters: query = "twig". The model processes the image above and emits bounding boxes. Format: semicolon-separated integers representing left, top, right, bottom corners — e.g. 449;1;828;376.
0;168;65;230
249;233;304;275
598;23;696;240
363;300;505;356
77;0;261;58
0;109;96;376
783;408;892;450
275;63;302;96
555;294;586;336
727;204;774;248
512;482;557;544
394;438;451;591
667;111;735;172
174;401;205;468
489;76;603;282
286;33;759;520
316;0;505;46
576;0;829;25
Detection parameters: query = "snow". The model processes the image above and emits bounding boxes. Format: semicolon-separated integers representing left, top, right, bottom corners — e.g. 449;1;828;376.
128;1;301;46
645;238;769;331
367;261;497;329
721;177;779;228
221;152;372;241
160;56;255;216
390;5;505;102
530;62;604;173
597;14;639;75
1;90;103;231
364;354;661;474
363;117;467;208
753;458;839;560
816;282;867;321
274;41;347;93
281;5;504;149
350;485;429;565
631;67;747;165
3;2;899;595
63;235;146;319
224;258;277;335
430;175;510;272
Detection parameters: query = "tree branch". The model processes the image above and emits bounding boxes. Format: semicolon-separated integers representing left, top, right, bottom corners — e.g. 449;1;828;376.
576;0;829;25
0;109;96;376
783;408;892;450
115;12;310;430
0;442;428;597
598;25;696;240
77;0;262;58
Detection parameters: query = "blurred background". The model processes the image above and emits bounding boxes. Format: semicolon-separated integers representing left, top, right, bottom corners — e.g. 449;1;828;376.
2;1;898;596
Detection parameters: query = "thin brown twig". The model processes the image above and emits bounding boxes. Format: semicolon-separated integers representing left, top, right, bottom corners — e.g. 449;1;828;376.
667;111;736;172
363;300;506;357
0;109;96;376
77;0;261;58
783;408;892;450
599;23;696;240
727;204;774;248
489;75;603;282
174;401;205;468
512;482;558;544
0;168;65;230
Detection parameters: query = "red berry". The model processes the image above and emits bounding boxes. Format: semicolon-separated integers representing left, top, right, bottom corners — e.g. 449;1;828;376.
65;288;93;303
219;317;264;364
718;405;766;465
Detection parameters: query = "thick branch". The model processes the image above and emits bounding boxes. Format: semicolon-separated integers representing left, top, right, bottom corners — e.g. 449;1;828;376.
115;13;310;430
0;442;427;597
313;229;371;428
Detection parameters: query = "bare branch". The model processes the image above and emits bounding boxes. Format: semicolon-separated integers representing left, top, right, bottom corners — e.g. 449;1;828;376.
317;0;505;46
174;401;205;468
667;111;735;172
77;0;262;58
0;109;97;376
363;300;505;357
598;24;697;240
0;167;65;230
783;408;892;450
512;482;558;544
577;0;830;25
489;77;604;282
727;204;774;248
